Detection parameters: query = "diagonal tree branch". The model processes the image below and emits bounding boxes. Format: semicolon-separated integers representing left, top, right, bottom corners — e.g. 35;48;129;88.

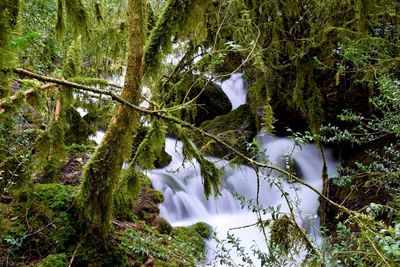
0;82;57;113
11;67;353;215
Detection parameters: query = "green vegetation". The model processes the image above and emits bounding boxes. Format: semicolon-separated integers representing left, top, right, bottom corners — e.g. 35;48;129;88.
0;182;210;266
1;0;400;266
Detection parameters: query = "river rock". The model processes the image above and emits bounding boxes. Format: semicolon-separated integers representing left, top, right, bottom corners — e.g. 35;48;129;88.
186;77;232;125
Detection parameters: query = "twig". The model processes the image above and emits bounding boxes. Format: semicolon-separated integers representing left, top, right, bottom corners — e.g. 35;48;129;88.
68;242;81;267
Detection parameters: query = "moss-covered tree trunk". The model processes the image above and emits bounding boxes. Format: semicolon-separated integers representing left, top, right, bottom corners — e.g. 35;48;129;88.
79;0;146;237
0;0;19;98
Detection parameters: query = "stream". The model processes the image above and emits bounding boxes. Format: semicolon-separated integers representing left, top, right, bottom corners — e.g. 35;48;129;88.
91;73;338;265
145;74;338;265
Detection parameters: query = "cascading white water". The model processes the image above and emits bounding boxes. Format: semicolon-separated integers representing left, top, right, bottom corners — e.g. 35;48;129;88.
215;73;247;110
145;73;338;265
91;72;338;265
146;134;338;265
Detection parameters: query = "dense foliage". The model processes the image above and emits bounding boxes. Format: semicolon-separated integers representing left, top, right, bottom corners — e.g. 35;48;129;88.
0;0;399;266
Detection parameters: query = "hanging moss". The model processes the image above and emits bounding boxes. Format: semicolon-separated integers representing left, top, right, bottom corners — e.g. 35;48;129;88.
56;0;88;38
355;0;371;33
55;0;64;38
63;35;82;79
132;119;166;169
182;135;221;198
64;107;96;145
292;66;307;115
269;214;312;257
113;169;144;221
306;86;324;135
35;119;66;183
144;0;209;75
131;125;172;168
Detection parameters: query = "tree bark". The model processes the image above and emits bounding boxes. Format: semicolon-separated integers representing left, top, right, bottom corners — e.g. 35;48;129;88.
0;0;20;98
78;0;146;237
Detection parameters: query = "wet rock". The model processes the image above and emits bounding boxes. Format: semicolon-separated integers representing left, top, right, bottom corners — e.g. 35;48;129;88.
187;77;232;125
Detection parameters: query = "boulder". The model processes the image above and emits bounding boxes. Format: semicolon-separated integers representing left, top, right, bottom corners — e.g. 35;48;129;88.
187;77;232;125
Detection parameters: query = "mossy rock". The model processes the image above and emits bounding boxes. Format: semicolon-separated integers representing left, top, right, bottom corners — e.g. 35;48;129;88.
148;188;164;204
27;184;76;210
187;76;232;125
25;184;79;251
199;104;257;158
37;253;68;267
162;75;232;126
0;184;80;266
155;217;173;234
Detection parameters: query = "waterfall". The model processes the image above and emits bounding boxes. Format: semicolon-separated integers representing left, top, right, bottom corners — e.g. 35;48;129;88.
145;73;338;265
146;134;338;265
91;72;338;265
215;73;247;110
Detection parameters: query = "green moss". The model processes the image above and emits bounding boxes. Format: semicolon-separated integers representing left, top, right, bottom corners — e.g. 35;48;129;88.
132;119;166;169
148;188;164;204
114;169;143;221
1;182;210;266
144;0;209;74
0;203;25;239
68;77;108;86
66;143;95;153
64;107;96;145
269;215;304;255
56;0;88;38
131;126;172;168
0;152;33;193
75;238;130;267
156;217;172;234
0;0;20;98
28;184;75;210
171;222;212;258
120;221;211;266
181;133;222;198
35;119;66;177
63;35;82;79
37;253;68;267
200;104;257;158
0;184;79;265
40;158;63;184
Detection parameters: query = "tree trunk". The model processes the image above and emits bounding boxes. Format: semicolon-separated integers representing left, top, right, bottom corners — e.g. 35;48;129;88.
0;0;19;98
78;0;146;238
